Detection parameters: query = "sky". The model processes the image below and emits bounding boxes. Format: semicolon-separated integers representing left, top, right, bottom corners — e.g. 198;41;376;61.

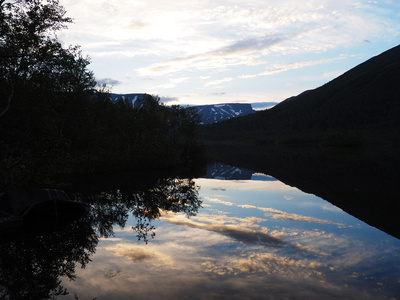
58;0;400;106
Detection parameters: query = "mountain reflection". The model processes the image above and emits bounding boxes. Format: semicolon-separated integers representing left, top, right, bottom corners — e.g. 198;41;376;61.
206;144;400;239
0;175;201;299
203;162;254;180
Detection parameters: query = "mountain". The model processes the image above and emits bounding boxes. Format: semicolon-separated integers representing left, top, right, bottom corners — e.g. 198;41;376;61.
193;103;255;124
108;93;147;107
107;93;259;124
201;44;400;145
202;162;254;180
279;90;313;104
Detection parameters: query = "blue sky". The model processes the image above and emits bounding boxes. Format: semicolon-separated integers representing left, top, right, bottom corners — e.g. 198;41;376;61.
59;0;400;106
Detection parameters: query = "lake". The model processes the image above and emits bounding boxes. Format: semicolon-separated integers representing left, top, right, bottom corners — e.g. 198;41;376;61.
61;161;400;299
1;160;399;299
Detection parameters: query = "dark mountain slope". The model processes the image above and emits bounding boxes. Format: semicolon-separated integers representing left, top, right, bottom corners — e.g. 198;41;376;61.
201;44;400;145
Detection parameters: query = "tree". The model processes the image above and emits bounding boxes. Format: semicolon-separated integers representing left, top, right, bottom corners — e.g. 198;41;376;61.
0;0;96;188
0;0;95;116
169;105;203;161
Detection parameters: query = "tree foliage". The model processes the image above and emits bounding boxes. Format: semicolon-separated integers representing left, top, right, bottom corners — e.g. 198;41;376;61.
0;0;97;188
62;92;204;173
0;0;95;110
0;1;204;189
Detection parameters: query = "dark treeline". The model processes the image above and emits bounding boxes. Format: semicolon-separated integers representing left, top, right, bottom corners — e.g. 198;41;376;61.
200;44;400;147
63;92;204;172
0;0;204;189
0;88;204;188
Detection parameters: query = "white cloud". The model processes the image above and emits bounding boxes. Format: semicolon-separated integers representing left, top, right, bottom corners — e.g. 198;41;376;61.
137;34;284;77
202;251;325;277
196;178;302;193
58;0;400;102
239;204;345;226
160;213;289;248
204;77;234;87
239;57;344;79
205;197;234;206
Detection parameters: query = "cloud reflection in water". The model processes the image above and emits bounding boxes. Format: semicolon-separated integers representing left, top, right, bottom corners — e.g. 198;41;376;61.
61;177;400;300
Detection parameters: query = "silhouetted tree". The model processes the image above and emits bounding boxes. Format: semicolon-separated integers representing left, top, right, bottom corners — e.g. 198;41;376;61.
0;0;95;188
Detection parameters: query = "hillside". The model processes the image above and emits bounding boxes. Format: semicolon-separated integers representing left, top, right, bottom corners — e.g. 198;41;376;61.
200;44;400;145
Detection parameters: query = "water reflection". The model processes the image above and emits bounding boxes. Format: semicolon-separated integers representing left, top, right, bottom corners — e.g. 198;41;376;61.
0;176;201;299
203;162;254;180
1;161;399;299
0;216;96;299
82;177;200;243
206;145;400;239
56;163;399;300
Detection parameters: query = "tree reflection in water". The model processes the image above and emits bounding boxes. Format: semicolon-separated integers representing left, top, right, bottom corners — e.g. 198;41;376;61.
0;216;97;300
84;177;201;243
0;176;201;299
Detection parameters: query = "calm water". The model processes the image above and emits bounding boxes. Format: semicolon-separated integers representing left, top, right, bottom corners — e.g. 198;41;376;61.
55;163;399;300
1;162;399;299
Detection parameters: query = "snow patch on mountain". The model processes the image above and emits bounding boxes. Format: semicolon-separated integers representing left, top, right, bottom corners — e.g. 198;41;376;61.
193;103;255;124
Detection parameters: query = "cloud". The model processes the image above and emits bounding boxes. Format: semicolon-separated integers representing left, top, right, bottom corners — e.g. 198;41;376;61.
238;204;257;209
172;34;284;62
125;19;148;30
103;269;121;279
106;244;158;263
170;77;189;84
96;77;123;86
105;243;173;266
206;197;234;206
212;35;285;56
151;83;176;89
160;212;337;256
202;252;325;278
239;205;345;226
196;178;302;193
204;77;234;87
272;212;335;224
59;0;400;106
321;205;343;212
161;213;286;248
239;57;344;79
138;34;285;76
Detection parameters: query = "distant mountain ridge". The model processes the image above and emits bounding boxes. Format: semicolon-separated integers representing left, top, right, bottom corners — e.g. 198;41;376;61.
194;103;255;124
107;93;265;124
